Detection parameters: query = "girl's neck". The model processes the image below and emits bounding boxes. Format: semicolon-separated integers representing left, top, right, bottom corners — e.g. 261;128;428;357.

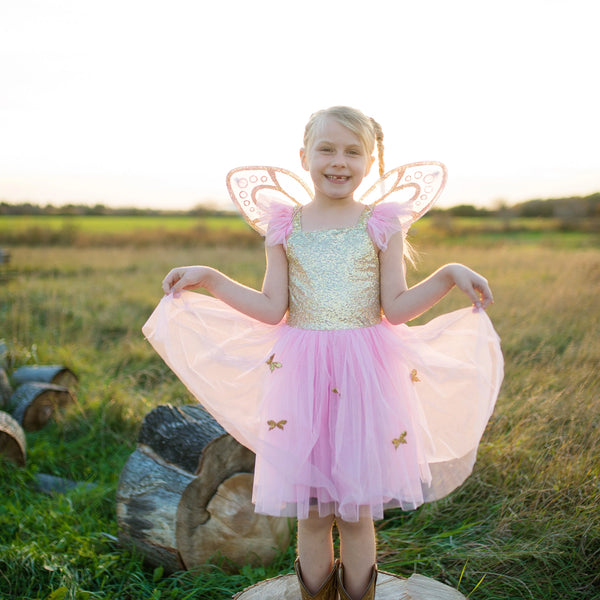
301;198;365;232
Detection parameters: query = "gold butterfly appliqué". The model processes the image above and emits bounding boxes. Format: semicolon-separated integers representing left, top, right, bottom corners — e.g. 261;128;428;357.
410;369;420;382
392;432;408;449
268;419;287;431
266;354;282;372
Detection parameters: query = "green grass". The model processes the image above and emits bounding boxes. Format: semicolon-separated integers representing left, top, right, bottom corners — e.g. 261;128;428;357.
0;214;255;248
1;213;598;249
1;233;599;599
0;215;247;234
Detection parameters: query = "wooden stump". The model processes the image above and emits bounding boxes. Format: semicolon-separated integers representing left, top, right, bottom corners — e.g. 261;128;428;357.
0;410;26;466
11;365;78;389
10;382;74;431
233;571;467;599
117;404;291;574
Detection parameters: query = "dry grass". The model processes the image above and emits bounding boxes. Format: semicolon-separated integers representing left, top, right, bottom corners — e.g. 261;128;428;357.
1;238;599;599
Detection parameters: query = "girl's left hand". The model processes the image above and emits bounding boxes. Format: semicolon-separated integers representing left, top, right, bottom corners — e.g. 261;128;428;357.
447;264;494;309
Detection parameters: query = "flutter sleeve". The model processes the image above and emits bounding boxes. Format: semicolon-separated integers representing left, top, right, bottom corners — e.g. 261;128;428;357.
255;195;295;248
367;202;412;251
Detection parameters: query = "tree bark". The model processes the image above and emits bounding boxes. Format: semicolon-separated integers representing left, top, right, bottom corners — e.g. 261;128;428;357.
11;365;78;389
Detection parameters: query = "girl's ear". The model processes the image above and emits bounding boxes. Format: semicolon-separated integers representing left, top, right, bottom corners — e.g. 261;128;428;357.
299;147;309;171
365;155;376;176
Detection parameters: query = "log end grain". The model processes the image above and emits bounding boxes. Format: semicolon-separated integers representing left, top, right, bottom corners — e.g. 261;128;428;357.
0;368;12;409
11;382;74;431
177;472;291;573
0;410;26;466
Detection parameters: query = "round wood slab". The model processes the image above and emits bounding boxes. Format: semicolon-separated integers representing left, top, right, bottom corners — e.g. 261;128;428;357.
233;571;467;599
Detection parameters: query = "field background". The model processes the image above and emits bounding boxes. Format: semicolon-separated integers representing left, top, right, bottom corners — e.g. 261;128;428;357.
0;215;599;599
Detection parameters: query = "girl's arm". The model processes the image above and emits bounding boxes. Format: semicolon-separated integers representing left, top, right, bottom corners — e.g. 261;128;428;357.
380;232;494;325
161;243;289;325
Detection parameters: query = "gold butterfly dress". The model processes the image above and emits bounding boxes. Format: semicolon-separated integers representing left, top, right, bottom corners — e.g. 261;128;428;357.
143;165;503;522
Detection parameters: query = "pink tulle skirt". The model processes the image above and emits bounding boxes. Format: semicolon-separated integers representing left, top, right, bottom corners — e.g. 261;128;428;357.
143;292;503;522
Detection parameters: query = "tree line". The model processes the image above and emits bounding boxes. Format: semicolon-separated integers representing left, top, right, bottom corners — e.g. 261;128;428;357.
1;192;599;219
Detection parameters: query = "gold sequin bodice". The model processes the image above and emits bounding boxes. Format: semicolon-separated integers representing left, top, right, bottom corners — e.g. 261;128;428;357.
286;207;382;330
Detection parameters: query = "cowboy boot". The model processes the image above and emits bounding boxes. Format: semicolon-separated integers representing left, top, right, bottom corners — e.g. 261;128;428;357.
295;558;339;600
337;562;377;600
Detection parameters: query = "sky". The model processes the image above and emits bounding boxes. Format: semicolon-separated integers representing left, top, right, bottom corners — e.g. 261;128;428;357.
0;0;598;210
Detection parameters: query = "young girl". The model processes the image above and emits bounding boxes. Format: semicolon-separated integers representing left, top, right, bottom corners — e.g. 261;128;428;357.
143;106;503;600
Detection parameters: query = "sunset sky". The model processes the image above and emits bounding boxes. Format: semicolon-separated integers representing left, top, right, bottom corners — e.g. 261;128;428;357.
1;0;598;210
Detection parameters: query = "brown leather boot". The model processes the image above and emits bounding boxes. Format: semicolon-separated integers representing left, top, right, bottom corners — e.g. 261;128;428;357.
295;558;339;600
337;562;377;600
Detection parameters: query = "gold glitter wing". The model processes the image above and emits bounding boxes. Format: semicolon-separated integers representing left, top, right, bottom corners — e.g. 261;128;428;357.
359;162;448;229
226;166;314;235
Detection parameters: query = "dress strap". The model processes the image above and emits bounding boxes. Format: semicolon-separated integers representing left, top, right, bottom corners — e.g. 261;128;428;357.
291;206;302;232
359;205;373;226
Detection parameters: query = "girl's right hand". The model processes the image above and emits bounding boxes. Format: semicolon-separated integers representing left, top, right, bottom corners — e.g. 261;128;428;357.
162;266;214;295
446;263;494;309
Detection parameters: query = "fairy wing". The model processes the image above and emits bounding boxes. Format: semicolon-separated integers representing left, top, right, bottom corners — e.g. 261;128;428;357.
359;162;448;230
226;162;447;234
226;166;314;235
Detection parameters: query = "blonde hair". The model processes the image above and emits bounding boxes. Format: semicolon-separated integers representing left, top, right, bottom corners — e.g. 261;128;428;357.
303;106;385;177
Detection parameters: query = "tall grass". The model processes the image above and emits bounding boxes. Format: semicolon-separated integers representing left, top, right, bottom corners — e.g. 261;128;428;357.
0;235;599;599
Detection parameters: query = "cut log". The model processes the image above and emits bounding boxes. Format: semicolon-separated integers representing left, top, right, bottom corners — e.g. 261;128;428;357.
10;382;74;431
116;404;291;574
0;410;26;466
11;365;78;389
0;367;12;409
233;571;467;600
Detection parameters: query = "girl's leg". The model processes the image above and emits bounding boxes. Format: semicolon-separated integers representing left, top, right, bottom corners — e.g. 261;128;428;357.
336;511;377;599
297;511;336;593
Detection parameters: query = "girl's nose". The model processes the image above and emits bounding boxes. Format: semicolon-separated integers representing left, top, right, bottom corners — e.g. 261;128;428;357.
331;152;347;167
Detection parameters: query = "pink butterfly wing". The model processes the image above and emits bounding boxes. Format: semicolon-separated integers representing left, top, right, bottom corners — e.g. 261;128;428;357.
226;166;314;235
359;162;448;230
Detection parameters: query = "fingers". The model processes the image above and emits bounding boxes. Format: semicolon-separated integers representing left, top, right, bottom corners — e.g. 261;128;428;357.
161;266;210;295
472;279;494;310
454;267;494;310
162;268;183;295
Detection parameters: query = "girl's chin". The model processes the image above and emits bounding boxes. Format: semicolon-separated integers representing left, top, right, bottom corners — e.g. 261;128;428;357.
314;192;356;203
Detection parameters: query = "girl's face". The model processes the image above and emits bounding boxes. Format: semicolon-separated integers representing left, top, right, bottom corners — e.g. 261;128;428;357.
300;117;374;204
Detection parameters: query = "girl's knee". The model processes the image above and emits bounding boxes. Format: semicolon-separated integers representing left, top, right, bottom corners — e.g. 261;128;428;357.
298;511;335;533
336;514;374;537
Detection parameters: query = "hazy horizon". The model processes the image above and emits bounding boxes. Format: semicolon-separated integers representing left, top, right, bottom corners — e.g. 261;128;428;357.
1;0;598;212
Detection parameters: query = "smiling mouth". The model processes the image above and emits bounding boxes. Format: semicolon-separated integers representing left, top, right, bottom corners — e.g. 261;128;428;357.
325;175;350;183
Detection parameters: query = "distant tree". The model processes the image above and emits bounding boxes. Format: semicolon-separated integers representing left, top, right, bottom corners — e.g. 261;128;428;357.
448;204;491;217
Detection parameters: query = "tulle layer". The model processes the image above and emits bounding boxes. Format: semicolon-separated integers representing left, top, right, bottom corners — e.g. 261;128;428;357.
143;292;503;521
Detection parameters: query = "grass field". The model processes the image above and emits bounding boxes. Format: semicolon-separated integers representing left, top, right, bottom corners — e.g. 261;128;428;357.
1;213;597;249
0;214;248;234
0;226;599;599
